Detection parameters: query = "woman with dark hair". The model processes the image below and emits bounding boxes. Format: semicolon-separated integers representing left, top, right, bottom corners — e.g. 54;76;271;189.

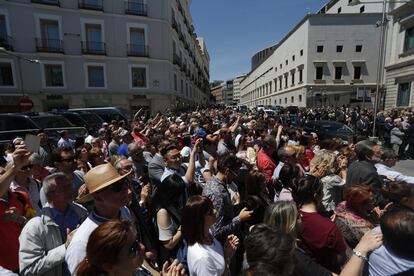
76;220;185;276
334;185;378;249
182;195;239;276
292;175;347;273
153;174;187;264
88;147;106;168
276;162;301;201
382;181;414;210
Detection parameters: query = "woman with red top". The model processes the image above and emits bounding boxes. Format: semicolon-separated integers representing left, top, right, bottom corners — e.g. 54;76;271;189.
292;175;347;273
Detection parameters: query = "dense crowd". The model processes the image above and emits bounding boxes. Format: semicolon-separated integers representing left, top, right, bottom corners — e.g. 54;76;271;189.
0;106;413;276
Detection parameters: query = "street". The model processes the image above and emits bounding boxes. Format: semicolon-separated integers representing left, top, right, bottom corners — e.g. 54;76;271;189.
394;160;414;177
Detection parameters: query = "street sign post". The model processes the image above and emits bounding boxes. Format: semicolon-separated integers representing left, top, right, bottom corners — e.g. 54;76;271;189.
18;97;34;111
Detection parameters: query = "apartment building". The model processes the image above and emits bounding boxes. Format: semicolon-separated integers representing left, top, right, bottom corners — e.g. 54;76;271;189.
233;73;246;106
384;2;414;108
0;0;210;114
240;0;384;108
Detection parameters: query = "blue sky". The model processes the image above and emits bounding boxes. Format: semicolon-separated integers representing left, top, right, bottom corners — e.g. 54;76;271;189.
190;0;328;81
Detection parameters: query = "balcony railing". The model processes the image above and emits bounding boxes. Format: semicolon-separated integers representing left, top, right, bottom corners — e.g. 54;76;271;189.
31;0;60;6
81;41;106;55
35;38;63;53
173;53;181;66
0;36;14;51
78;0;103;11
127;44;149;57
125;1;147;16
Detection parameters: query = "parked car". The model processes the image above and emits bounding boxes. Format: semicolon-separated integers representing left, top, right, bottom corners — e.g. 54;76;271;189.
304;120;356;142
0;113;87;146
69;107;129;124
52;110;104;132
264;109;276;117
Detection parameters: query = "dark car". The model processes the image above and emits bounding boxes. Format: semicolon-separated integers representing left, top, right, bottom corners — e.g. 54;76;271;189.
304;120;356;142
69;107;129;124
0;113;87;146
52;110;104;132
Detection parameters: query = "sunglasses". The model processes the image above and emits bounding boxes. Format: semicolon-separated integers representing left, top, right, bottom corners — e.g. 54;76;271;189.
129;239;141;258
21;164;33;171
105;179;129;193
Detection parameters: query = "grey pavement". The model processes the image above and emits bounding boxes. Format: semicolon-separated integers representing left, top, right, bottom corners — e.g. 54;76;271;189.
393;160;414;177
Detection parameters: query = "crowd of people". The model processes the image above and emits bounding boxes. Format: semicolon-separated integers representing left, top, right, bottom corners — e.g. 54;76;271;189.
0;106;413;276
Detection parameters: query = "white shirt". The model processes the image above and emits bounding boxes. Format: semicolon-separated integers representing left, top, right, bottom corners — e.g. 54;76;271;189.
187;238;225;276
375;163;414;184
65;207;131;274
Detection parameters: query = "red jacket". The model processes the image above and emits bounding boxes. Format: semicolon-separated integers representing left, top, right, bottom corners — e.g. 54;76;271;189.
257;149;276;186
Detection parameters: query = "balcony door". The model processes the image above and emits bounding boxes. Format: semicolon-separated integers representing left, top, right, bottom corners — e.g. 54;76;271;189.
40;19;60;49
130;28;145;55
85;23;102;51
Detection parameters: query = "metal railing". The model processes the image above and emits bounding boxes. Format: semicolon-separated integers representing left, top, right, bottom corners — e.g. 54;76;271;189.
35;38;63;53
127;44;149;57
173;53;181;66
81;41;106;55
31;0;60;6
78;0;103;11
125;1;147;16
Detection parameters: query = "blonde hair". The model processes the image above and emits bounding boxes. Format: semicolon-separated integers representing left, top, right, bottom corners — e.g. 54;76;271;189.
309;149;336;176
264;201;298;235
291;145;305;159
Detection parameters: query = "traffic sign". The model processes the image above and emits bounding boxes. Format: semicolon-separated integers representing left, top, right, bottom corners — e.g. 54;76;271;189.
18;97;34;111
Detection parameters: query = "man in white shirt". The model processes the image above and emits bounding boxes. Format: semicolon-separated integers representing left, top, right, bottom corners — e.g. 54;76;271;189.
375;149;414;184
65;163;132;274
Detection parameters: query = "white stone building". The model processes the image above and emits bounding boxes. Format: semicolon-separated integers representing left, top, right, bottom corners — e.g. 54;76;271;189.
0;0;210;114
233;73;247;106
240;0;384;108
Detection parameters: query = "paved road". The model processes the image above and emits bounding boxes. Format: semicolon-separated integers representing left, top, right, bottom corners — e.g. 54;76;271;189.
393;160;414;177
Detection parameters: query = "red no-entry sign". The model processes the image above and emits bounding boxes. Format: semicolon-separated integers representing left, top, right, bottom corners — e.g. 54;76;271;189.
18;97;34;111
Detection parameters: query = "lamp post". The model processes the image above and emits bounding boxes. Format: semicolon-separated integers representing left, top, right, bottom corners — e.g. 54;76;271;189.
348;0;409;140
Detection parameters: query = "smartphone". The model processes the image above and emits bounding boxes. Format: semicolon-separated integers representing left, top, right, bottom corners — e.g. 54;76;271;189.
24;134;41;153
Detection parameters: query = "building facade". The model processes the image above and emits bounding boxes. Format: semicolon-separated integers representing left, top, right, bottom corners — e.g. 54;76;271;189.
240;0;385;109
384;2;414;108
233;73;246;106
211;83;223;105
0;0;210;114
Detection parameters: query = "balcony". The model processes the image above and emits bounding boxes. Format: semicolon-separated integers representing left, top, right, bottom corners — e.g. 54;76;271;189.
125;1;147;16
171;18;179;32
32;0;60;6
81;41;106;55
173;53;181;66
181;64;187;73
127;44;149;57
35;38;63;53
0;36;14;51
78;0;103;11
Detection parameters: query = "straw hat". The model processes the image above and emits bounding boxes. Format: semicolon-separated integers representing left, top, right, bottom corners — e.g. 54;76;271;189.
77;163;131;203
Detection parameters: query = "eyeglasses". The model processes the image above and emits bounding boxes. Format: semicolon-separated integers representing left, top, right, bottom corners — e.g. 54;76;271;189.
61;157;75;163
129;239;140;258
105;179;129;193
21;164;33;171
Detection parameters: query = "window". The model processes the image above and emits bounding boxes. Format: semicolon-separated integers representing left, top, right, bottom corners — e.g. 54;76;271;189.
335;66;342;80
292;55;295;61
337;7;341;14
269;82;272;93
0;61;14;86
44;63;64;87
128;24;147;56
39;19;60;50
85;64;106;88
284;75;288;88
81;19;105;54
336;45;343;53
317;45;324;53
280;64;282;69
285;60;288;65
130;65;148;88
355;45;363;52
299;69;303;83
291;96;294;103
0;15;8;42
404;26;414;52
279;99;282;104
397;83;411;106
300;49;303;56
360;5;365;13
299;94;302;102
181;79;184;93
291;72;295;85
279;78;282;90
285;98;287;104
174;74;177;91
316;66;323;80
274;79;277;91
354;66;361;79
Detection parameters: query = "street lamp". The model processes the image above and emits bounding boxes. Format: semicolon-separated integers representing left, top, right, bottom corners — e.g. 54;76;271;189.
0;47;40;97
348;0;409;141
